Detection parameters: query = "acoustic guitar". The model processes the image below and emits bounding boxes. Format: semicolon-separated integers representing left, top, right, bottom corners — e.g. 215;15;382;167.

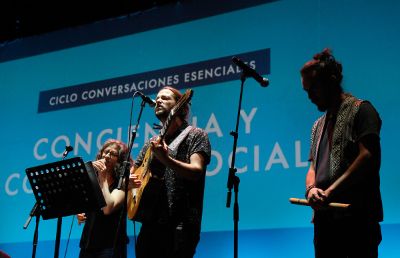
127;89;193;221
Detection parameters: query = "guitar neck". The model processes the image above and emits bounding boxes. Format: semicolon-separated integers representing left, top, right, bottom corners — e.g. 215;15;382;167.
157;89;192;142
159;116;172;141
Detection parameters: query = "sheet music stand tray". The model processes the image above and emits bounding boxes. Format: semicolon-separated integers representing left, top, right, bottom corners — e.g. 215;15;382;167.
26;157;106;219
25;157;106;257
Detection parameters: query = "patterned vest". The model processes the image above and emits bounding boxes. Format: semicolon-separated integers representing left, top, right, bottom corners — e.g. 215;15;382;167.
310;94;363;182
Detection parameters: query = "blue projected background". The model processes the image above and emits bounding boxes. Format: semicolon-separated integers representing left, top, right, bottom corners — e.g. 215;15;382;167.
1;0;399;257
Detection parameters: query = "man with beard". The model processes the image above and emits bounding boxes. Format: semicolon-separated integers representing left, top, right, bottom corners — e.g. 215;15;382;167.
300;49;383;258
128;86;211;258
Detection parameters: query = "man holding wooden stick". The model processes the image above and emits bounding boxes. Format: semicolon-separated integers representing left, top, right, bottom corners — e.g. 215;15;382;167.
299;49;383;258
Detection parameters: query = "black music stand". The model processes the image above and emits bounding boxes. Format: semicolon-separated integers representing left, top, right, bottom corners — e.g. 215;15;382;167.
25;157;106;258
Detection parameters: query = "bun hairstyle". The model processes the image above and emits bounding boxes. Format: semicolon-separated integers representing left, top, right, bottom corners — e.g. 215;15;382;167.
301;48;344;93
313;48;343;85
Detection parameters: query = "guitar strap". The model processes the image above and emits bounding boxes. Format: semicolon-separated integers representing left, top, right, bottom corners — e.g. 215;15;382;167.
168;125;193;158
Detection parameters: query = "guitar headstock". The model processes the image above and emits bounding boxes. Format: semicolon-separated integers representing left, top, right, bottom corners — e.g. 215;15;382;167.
170;89;193;117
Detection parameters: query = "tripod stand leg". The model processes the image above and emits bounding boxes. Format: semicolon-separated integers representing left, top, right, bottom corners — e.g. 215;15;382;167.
54;217;62;258
31;214;40;258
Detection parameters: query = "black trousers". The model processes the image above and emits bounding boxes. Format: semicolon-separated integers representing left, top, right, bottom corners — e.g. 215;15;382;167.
79;248;123;258
135;222;200;258
313;213;381;258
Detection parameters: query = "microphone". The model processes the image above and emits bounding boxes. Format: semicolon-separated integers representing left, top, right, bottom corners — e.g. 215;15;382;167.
62;145;73;159
136;91;156;107
23;202;40;229
232;56;269;87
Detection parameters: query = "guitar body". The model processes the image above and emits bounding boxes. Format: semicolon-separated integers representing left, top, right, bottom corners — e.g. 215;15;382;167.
127;147;162;222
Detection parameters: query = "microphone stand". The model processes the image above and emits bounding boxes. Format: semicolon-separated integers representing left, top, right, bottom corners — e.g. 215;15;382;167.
54;148;73;258
23;202;40;258
226;72;247;258
23;146;73;258
114;96;147;258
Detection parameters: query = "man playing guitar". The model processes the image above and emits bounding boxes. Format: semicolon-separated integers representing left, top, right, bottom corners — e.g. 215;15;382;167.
128;86;211;258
